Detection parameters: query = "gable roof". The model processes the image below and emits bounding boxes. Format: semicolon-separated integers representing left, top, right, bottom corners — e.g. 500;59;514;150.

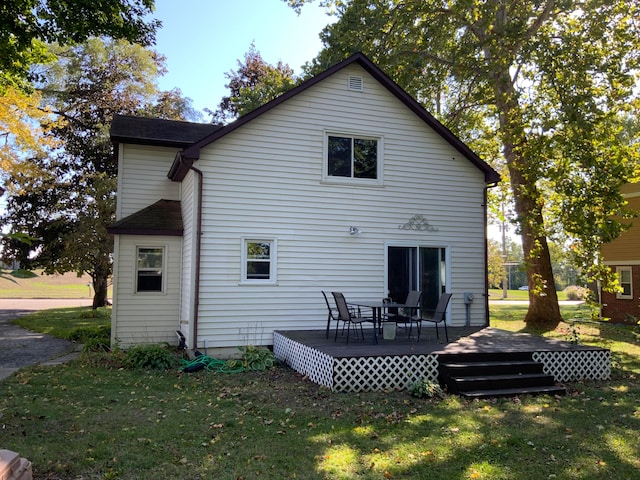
110;115;222;148
107;199;183;236
168;52;500;185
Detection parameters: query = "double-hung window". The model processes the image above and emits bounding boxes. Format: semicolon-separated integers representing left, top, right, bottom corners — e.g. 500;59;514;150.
136;247;164;293
326;134;380;183
616;266;633;299
242;239;277;283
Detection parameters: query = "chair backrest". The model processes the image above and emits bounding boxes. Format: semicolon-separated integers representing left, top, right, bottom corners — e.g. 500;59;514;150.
331;292;352;320
404;290;422;308
430;293;452;322
321;290;332;310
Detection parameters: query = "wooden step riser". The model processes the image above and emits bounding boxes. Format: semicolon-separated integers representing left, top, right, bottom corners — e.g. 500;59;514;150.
440;363;544;377
437;352;534;363
449;375;556;393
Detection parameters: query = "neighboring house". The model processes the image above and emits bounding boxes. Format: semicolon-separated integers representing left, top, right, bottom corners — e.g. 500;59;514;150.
108;53;500;353
600;182;640;323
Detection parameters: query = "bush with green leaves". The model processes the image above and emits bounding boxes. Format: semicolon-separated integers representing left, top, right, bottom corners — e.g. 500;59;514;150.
123;344;179;370
68;324;111;352
238;345;276;371
408;377;445;398
564;286;587;301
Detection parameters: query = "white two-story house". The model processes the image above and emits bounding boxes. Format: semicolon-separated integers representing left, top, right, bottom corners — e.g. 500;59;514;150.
108;53;500;354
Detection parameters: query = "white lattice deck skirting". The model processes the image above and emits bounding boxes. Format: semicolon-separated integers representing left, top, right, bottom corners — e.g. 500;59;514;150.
273;331;440;392
273;332;334;389
532;349;611;382
333;354;440;392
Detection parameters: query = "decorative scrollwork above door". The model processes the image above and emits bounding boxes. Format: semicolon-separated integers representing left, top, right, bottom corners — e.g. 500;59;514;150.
398;214;438;231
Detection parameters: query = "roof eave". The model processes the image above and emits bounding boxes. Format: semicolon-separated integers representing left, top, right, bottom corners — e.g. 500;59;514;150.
168;151;196;182
106;227;183;236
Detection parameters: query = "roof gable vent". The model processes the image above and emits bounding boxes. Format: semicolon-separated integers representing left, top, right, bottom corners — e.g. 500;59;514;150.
348;75;363;92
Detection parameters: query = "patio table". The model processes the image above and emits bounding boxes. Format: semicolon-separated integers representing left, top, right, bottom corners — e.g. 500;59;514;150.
347;300;409;335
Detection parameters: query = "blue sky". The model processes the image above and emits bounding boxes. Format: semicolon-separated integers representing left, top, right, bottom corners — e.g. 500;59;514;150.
152;0;334;117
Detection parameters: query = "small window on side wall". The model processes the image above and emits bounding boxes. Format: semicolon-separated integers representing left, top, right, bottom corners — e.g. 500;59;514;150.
616;266;633;299
136;247;164;293
242;239;277;283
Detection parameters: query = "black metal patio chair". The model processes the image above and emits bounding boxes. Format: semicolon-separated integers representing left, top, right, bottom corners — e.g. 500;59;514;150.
388;290;423;339
321;290;338;339
420;293;453;343
332;292;375;344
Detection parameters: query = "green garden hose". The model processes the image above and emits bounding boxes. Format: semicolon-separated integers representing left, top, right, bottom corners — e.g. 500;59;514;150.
180;354;246;374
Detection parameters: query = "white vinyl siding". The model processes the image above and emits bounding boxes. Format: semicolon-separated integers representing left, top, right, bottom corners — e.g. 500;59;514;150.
111;236;182;347
116;144;180;218
189;63;488;348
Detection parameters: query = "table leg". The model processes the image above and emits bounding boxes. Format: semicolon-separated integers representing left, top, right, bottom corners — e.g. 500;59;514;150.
372;307;379;344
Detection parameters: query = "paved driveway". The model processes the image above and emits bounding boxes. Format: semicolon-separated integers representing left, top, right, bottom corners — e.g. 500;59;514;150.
0;299;93;381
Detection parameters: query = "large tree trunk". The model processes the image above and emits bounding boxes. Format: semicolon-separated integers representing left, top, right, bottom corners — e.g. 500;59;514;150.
506;150;562;330
493;67;562;330
91;257;111;309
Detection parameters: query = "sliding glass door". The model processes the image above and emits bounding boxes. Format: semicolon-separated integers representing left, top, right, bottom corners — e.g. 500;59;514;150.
387;246;446;310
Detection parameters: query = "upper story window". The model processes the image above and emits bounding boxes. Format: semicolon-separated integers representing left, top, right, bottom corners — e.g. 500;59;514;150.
616;266;633;299
325;134;381;184
242;239;277;284
136;246;164;293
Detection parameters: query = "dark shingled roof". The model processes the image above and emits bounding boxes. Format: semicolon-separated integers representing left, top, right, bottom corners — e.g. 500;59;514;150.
107;199;183;236
110;115;222;148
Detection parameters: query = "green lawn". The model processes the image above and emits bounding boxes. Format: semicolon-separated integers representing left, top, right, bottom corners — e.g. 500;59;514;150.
10;306;111;340
1;305;638;479
488;288;574;301
0;270;109;299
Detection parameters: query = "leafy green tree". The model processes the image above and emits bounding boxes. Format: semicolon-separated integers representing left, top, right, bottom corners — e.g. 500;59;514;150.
0;0;159;89
487;239;505;290
208;44;297;124
548;241;580;290
287;0;640;329
2;38;197;308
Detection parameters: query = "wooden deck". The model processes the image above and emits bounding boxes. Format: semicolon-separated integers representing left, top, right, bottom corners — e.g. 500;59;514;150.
276;326;605;357
276;326;484;357
273;326;611;392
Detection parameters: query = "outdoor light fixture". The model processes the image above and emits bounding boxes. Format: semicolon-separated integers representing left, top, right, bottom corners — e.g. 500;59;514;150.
349;226;361;235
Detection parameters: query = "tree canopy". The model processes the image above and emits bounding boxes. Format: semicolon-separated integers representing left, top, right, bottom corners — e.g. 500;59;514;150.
287;0;640;329
208;44;297;124
1;0;160;90
2;39;197;308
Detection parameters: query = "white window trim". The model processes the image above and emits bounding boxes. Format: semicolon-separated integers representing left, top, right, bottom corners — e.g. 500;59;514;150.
616;266;633;299
322;131;383;186
135;245;166;294
241;238;278;285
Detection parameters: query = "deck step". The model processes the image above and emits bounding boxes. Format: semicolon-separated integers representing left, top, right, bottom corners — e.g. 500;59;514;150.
450;373;557;392
460;385;567;399
438;354;566;398
440;360;544;377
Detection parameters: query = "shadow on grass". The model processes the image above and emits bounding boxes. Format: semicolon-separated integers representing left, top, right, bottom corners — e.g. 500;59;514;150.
5;363;638;479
